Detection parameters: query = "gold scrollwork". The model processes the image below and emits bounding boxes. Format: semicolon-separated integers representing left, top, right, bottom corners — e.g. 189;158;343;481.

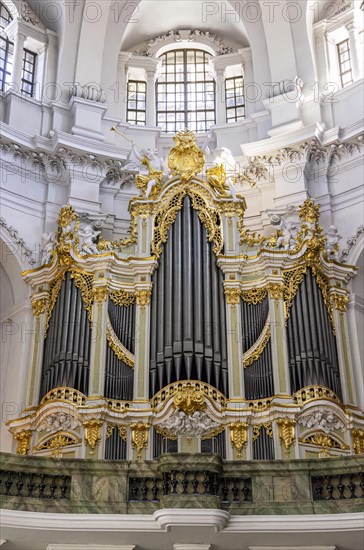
167;130;205;183
45;269;67;336
240;229;267;246
93;286;109;303
109;290;136;307
136;289;152;306
70;269;94;321
14;430;32;455
301;432;348;457
224;287;241;305
333;293;349;313
84;419;103;456
243;324;271;368
173;386;206;415
283;264;306;318
252;423;273;442
277;418;296;451
106;321;134;367
229;422;248;458
352;429;364;455
35;433;80;458
131;422;149;458
268;283;284;301
241;287;267;304
31;297;47;317
106;424;128;441
152;185;223;259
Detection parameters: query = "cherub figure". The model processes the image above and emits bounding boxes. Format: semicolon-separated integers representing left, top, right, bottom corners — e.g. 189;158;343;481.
79;224;100;255
132;142;169;199
276;220;299;250
325;225;341;259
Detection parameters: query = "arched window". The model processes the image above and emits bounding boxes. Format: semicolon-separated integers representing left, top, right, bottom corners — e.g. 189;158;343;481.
156;49;215;133
0;2;13;91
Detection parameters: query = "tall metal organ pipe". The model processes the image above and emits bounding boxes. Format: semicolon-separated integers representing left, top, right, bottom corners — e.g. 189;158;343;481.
287;269;342;397
241;296;274;400
105;301;136;400
40;273;91;399
149;196;228;396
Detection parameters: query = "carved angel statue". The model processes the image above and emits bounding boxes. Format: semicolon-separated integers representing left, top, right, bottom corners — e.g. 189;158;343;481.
206;144;238;200
132;142;169;199
276;220;300;250
79;224;101;255
299;410;344;434
40;232;55;265
159;410;219;438
324;225;341;259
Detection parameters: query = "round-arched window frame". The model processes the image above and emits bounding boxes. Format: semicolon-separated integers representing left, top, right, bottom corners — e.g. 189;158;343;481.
156;49;216;133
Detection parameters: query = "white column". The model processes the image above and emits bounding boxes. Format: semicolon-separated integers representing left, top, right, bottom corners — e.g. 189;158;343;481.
146;68;157;127
43;30;58;102
10;32;26;91
239;47;253;117
346;22;360;81
214;68;226;125
118;52;132;122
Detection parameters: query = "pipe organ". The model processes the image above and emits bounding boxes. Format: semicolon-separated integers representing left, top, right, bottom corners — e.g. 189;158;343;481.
9;131;363;464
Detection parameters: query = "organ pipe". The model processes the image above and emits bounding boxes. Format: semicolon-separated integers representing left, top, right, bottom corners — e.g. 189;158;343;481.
287;269;342;397
40;273;90;399
149;196;228;397
241;297;274;400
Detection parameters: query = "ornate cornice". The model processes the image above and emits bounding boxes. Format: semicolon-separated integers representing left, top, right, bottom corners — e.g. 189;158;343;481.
133;29;234;57
0;217;36;266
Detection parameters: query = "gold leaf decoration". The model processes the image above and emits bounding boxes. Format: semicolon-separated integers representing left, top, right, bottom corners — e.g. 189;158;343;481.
229;422;248;458
14;430;32;455
131;422;149;458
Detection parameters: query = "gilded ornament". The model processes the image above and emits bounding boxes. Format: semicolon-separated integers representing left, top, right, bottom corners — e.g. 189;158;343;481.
44;269;66;336
224;287;241;305
135;157;163;199
106;321;134;367
152;185;223;259
31;297;47;317
229;422;248;458
241;287;267;305
352;429;364;455
93;285;108;303
206;164;230;196
333;293;349;313
301;432;347;457
109;289;136;307
243;325;271;367
173;386;206;415
283;265;306;319
70;269;94;321
277;418;296;451
84;419;103;456
136;289;152;306
252;423;273;442
268;283;284;301
14;430;32;455
240;229;266;246
36;433;80;458
106;424;115;439
298;199;320;225
131;422;149;458
293;385;340;406
167;130;205;182
119;426;128;441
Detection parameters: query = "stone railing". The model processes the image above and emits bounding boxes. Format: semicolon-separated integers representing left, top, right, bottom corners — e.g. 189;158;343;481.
0;453;363;514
